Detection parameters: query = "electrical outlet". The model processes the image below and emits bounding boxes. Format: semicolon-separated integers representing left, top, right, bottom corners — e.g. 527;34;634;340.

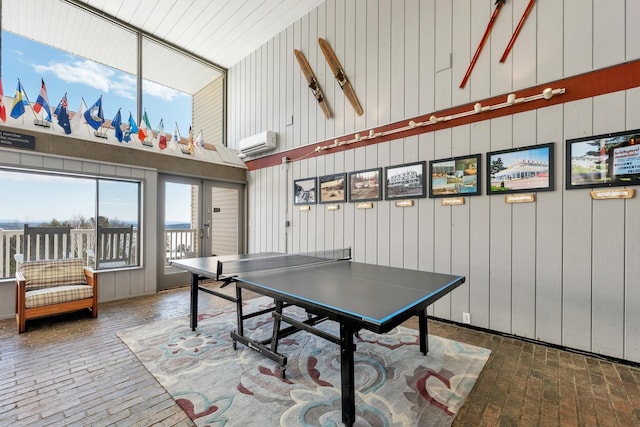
462;312;471;324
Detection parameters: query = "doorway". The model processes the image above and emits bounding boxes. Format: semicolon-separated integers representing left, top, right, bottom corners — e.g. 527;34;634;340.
157;175;244;290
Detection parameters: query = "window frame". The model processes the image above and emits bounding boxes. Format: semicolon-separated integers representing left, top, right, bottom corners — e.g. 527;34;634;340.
0;167;143;275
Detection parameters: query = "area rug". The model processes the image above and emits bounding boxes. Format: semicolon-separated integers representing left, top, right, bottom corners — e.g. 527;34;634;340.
117;297;490;426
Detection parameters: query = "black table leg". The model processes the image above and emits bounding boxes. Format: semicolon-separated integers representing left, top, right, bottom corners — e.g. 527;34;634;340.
190;272;198;331
340;323;356;426
419;309;429;355
270;300;284;353
235;285;244;347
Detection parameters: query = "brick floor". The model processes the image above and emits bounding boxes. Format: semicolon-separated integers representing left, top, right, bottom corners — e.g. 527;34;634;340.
1;284;638;426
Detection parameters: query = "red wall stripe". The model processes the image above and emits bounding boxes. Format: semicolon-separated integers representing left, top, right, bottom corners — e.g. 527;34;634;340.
246;59;640;171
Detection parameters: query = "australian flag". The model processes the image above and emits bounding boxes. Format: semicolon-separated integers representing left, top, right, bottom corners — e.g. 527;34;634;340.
56;94;71;135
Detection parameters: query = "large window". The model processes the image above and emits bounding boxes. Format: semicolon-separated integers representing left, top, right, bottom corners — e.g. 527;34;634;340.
0;169;141;278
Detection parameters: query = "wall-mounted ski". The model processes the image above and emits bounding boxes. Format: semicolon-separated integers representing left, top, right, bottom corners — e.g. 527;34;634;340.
318;38;363;116
460;0;506;89
499;0;536;63
294;49;332;119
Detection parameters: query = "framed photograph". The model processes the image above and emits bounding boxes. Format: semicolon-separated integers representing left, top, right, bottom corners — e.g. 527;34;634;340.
429;154;481;198
319;173;347;203
486;142;555;195
566;129;640;190
385;161;427;200
348;168;382;202
293;177;317;205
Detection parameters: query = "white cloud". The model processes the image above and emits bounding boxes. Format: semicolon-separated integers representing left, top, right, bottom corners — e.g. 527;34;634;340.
111;74;136;100
33;59;115;93
143;79;188;102
32;58;188;102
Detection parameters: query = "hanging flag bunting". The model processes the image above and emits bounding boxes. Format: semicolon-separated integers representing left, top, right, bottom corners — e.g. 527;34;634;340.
84;95;105;130
0;78;6;122
70;98;87;131
194;129;204;148
10;80;28;119
111;109;123;142
56;94;72;135
157;119;167;150
33;78;52;122
123;111;137;142
138;109;151;141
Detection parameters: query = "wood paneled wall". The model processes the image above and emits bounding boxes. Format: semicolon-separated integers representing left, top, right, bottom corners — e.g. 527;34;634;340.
229;0;640;362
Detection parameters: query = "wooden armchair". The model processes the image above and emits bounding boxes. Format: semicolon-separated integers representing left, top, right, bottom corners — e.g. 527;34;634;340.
16;258;98;333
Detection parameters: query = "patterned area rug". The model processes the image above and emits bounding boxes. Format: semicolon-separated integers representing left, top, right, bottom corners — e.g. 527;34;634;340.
117;297;490;426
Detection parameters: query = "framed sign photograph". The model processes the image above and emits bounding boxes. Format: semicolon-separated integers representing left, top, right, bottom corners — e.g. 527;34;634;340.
486;143;555;195
566;129;640;190
429;154;481;198
293;177;317;205
348;168;382;202
385;161;427;200
319;173;347;203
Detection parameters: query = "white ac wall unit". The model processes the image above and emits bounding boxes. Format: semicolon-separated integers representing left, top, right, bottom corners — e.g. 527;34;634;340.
238;131;276;156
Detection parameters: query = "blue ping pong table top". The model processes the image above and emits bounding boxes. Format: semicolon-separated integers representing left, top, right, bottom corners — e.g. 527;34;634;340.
170;253;464;329
233;260;464;329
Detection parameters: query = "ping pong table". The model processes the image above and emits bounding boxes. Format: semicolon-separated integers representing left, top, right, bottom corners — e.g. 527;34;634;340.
170;249;465;426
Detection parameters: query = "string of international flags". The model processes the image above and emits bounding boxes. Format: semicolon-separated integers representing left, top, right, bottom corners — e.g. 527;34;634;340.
0;77;204;155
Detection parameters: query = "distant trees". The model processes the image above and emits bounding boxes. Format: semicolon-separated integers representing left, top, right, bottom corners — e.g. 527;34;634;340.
39;216;129;228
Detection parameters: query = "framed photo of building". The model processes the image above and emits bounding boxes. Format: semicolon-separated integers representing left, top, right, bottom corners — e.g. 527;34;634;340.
319;173;347;203
486;142;555;195
429;154;481;198
385;161;427;200
293;177;317;205
566;129;640;189
348;168;382;202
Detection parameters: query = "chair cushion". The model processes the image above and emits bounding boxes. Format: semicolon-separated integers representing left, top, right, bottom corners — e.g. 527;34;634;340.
25;285;94;308
19;259;86;291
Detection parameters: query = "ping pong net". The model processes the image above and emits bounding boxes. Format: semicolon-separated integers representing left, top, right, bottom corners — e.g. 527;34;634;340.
216;248;351;280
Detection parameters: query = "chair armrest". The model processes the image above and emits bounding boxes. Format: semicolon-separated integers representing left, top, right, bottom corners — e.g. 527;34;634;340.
16;271;26;288
84;267;98;286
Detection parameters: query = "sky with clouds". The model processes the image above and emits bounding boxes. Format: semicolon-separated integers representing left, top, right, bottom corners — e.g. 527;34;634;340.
0;31;193;224
1;31;192;133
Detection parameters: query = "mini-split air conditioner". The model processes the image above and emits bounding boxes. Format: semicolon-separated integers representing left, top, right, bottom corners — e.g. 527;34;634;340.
238;131;276;156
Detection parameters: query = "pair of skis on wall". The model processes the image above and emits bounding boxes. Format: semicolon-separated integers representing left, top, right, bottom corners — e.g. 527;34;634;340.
459;0;537;89
294;38;363;120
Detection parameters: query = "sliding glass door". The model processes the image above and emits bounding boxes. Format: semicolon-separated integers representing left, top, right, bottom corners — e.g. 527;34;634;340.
157;175;244;290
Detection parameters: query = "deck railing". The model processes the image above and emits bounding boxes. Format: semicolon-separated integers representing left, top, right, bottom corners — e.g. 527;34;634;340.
164;228;198;263
1;227;197;278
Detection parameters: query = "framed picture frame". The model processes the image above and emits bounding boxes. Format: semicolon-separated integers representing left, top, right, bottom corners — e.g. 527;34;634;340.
385;161;427;200
486;142;555;195
428;154;482;198
293;177;317;205
566;129;640;190
318;173;347;203
348;168;382;202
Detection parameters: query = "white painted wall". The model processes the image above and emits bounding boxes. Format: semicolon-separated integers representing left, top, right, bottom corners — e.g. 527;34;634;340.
227;0;640;362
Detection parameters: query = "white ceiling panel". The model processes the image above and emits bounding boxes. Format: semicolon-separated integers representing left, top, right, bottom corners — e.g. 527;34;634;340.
2;0;322;94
